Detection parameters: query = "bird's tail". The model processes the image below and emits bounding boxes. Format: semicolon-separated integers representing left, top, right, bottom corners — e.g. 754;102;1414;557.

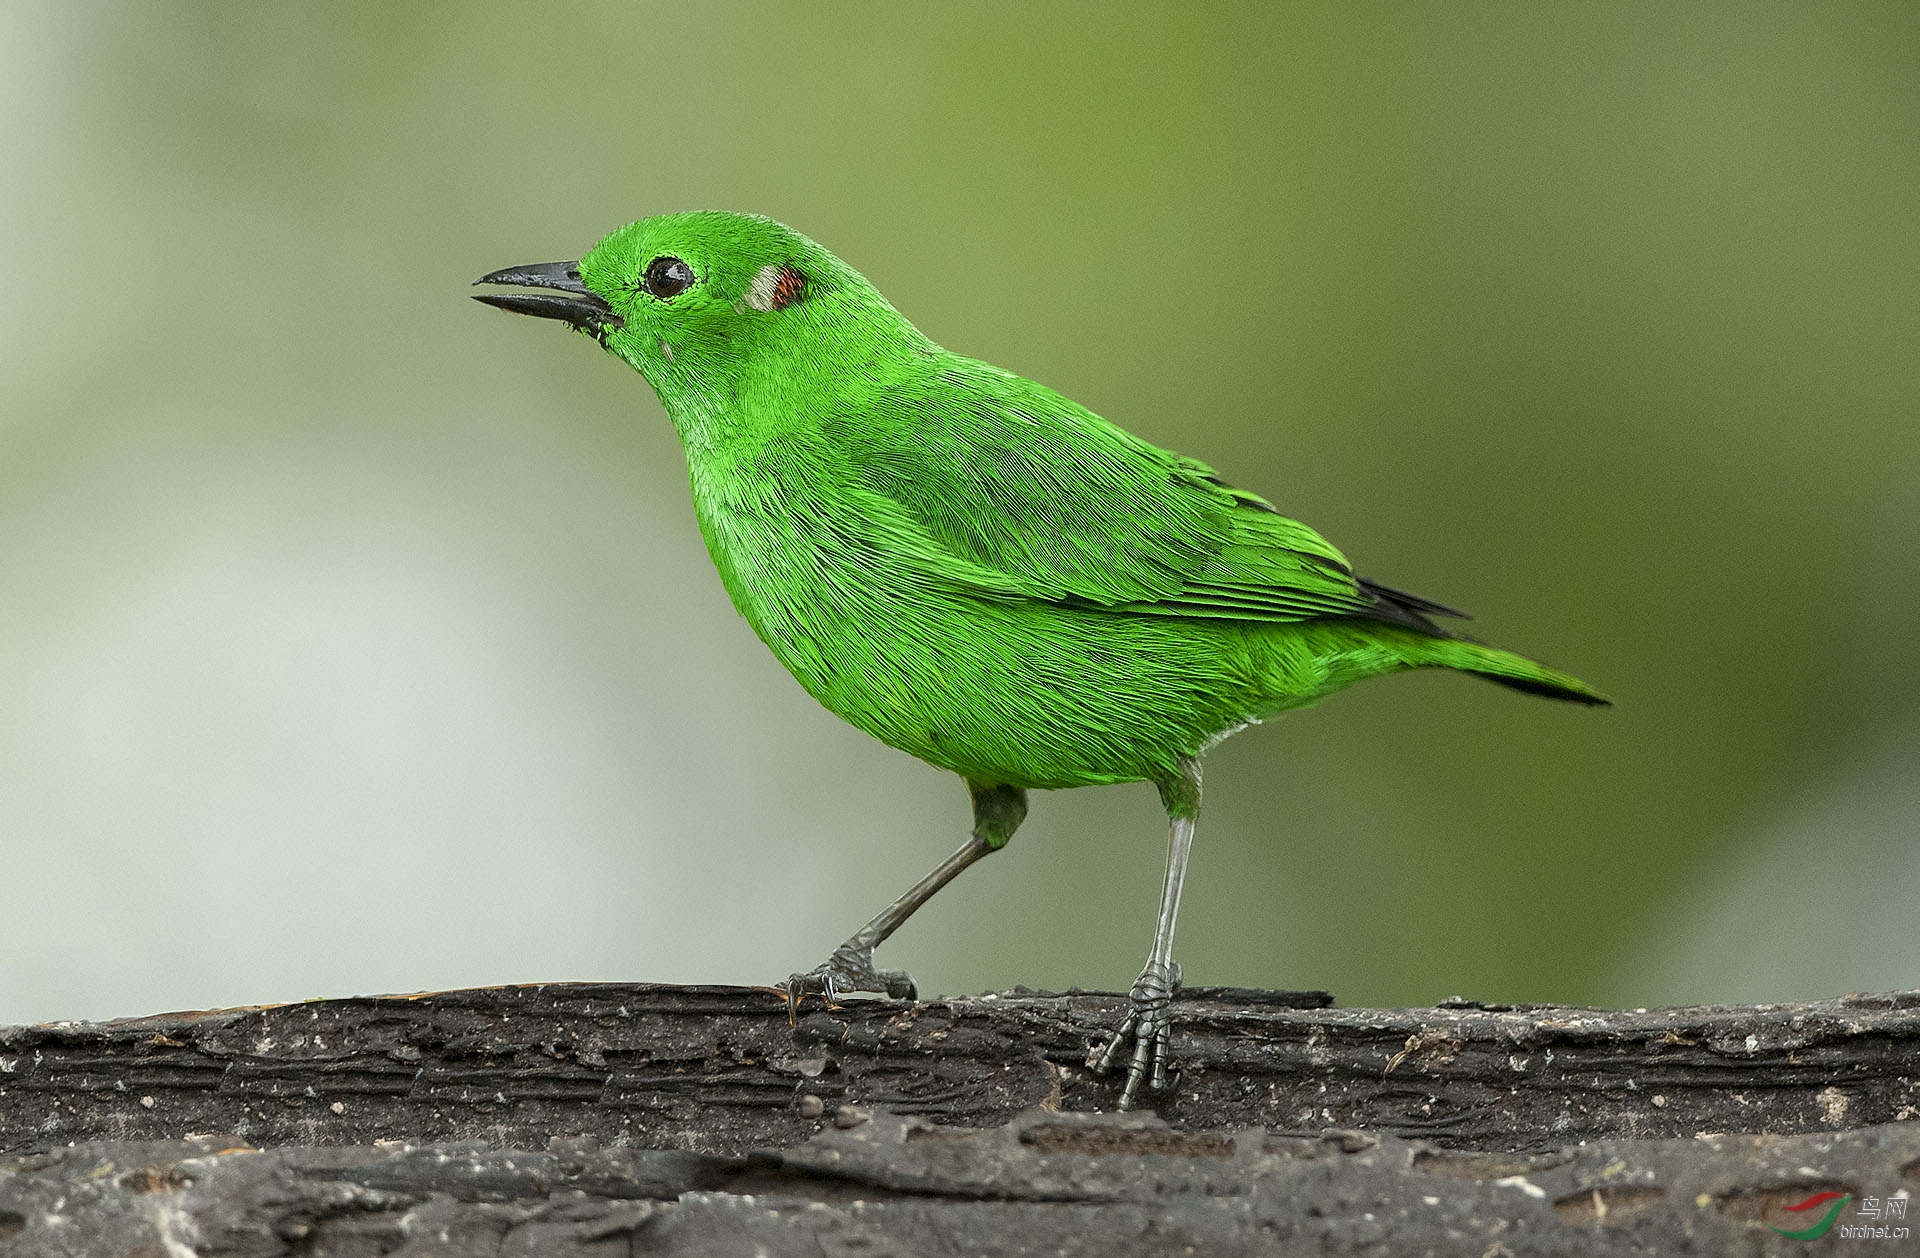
1415;637;1610;706
1347;579;1606;705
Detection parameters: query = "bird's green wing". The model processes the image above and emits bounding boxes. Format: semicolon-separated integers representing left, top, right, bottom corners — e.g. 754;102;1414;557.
821;357;1394;624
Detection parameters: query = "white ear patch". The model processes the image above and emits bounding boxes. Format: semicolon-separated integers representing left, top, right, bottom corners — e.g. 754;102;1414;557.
744;263;806;313
744;265;782;312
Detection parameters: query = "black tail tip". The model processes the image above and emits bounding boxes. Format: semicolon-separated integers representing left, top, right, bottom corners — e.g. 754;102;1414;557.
1485;674;1612;706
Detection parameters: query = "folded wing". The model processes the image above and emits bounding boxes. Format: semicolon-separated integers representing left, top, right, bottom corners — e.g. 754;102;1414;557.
823;357;1463;633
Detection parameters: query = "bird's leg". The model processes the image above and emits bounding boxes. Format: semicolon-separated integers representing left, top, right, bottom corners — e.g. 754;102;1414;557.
1095;756;1201;1110
786;781;1027;1008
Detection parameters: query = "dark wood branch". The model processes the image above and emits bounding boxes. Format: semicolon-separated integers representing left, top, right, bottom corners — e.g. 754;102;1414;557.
6;983;1917;1154
4;984;1918;1255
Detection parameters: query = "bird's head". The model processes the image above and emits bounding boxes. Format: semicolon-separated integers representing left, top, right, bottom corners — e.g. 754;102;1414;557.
475;212;923;432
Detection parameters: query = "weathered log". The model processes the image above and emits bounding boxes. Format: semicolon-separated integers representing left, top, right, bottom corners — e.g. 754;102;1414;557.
3;984;1917;1255
3;1117;1917;1256
6;984;1917;1154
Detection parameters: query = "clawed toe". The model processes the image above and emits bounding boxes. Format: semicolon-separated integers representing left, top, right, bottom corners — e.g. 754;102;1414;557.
785;942;918;1015
1091;959;1181;1110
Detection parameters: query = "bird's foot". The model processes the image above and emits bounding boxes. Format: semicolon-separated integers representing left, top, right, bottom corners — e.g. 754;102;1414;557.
1092;959;1182;1110
784;941;918;1017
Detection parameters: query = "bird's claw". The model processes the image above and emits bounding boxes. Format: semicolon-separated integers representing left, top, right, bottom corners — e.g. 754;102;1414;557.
1092;959;1181;1110
785;941;918;1017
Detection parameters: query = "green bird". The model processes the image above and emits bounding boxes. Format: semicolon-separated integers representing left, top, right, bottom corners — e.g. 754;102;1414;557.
475;212;1606;1109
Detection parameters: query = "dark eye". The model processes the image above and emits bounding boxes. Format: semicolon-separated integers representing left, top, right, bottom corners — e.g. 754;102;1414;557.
643;255;695;299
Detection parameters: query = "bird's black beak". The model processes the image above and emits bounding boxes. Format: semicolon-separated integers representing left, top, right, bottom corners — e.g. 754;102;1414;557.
472;261;623;332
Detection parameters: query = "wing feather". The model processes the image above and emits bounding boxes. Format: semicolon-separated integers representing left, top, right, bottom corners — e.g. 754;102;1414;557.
822;355;1447;628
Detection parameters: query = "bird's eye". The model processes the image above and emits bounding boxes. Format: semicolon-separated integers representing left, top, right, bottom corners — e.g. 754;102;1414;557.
643;256;696;299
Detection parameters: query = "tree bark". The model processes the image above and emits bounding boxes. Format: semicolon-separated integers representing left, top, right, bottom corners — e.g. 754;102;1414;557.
3;984;1917;1255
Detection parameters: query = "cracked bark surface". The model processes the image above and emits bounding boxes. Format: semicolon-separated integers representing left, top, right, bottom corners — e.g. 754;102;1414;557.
3;984;1917;1255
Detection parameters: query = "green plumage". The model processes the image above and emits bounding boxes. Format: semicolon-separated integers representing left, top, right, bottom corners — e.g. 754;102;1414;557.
477;211;1605;1107
563;212;1601;790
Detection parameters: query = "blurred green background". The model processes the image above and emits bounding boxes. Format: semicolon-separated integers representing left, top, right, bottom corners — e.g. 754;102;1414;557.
3;3;1916;1027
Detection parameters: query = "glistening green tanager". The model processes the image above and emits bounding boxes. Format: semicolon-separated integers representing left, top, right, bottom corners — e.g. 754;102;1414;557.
476;212;1606;1110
